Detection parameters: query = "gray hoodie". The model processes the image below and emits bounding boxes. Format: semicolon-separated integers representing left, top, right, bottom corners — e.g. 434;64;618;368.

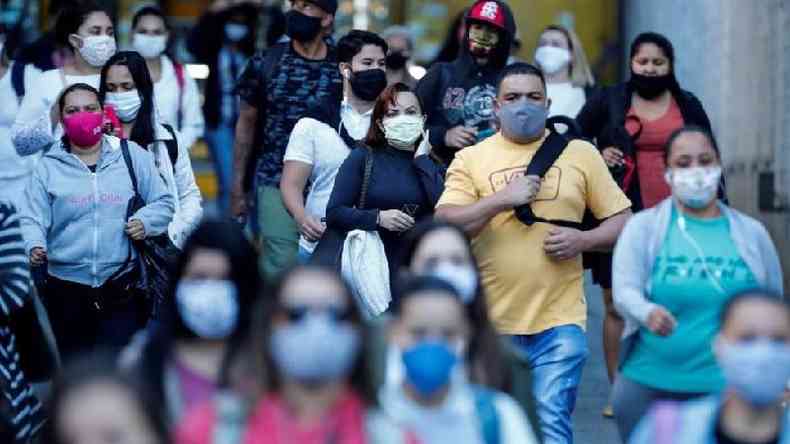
612;198;783;364
20;136;175;287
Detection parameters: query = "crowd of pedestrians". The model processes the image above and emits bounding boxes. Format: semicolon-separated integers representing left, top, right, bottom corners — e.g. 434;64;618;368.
0;0;787;443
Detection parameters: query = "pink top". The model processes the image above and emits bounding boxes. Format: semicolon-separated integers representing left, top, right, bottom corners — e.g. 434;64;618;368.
174;389;418;444
173;358;217;411
625;96;684;209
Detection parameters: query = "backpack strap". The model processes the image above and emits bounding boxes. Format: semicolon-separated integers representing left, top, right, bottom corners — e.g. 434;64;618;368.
160;124;179;172
514;123;585;229
472;386;501;444
11;61;25;101
173;62;185;130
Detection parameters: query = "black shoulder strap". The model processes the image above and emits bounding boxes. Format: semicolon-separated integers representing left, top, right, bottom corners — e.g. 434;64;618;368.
515;126;584;229
358;147;373;209
161;124;179;171
120;139;140;195
11;61;25;101
262;42;288;86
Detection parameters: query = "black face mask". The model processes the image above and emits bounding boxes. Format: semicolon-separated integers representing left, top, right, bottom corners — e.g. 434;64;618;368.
386;51;409;70
629;73;674;99
286;10;323;43
348;68;387;101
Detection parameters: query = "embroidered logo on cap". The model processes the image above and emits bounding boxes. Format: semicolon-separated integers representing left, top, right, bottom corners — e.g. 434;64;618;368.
480;1;499;20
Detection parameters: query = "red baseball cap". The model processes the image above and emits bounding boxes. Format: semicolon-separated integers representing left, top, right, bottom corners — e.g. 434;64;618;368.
467;1;507;31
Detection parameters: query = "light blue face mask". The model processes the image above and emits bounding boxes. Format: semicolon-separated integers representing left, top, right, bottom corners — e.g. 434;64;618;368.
497;99;548;143
269;313;360;383
224;23;249;42
717;339;790;406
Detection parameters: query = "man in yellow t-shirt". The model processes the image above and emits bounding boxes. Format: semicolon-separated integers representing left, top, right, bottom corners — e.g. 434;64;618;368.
436;63;631;444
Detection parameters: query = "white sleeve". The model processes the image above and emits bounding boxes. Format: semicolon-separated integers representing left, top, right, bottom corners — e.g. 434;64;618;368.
178;73;205;150
170;133;203;249
283;118;317;165
11;71;57;156
494;394;540;444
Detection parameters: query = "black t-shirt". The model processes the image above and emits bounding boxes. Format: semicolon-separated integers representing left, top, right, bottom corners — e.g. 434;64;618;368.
715;420;779;444
87;164;97;173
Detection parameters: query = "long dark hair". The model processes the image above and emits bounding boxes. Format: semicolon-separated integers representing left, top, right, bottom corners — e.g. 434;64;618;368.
99;51;156;148
45;353;170;444
364;82;426;149
396;220;511;391
252;265;376;405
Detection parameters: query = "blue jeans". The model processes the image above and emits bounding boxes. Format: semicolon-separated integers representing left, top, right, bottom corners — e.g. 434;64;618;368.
510;325;589;444
204;124;235;216
297;245;312;264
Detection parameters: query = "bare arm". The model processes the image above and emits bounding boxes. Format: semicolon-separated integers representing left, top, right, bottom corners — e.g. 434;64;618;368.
230;102;258;218
583;209;632;252
280;160;311;223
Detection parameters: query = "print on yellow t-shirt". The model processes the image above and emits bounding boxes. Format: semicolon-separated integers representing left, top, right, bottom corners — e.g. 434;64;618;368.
437;131;631;335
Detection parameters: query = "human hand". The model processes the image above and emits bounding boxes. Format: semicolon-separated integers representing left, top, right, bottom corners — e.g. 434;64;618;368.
543;227;588;261
444;126;478;149
499;174;542;207
125;219;146;240
602;146;625;168
646;306;677;337
299;215;326;242
231;186;248;220
378;210;415;232
30;247;47;266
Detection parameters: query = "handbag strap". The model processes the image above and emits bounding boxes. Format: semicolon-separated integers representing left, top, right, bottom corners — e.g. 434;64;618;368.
120;139;140;196
358;147;373;209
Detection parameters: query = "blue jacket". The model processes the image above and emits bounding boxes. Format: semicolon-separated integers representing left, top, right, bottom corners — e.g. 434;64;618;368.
630;396;790;444
20;136;175;287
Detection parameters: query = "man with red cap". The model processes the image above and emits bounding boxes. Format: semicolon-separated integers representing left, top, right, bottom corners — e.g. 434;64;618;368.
416;0;517;164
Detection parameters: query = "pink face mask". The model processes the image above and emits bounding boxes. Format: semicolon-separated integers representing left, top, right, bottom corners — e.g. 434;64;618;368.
63;111;104;147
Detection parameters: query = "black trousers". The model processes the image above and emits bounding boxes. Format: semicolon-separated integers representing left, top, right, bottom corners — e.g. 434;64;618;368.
41;275;148;364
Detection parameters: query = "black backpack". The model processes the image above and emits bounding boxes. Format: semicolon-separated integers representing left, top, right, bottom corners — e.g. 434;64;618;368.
514;116;586;229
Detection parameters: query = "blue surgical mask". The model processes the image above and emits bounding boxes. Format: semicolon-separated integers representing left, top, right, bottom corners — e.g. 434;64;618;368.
497;99;548;143
270;313;360;384
224;23;249;42
402;340;458;397
176;279;239;340
716;338;790;407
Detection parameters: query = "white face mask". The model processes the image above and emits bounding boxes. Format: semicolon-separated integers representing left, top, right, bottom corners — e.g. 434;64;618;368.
429;262;478;304
74;34;116;67
105;90;142;123
535;46;571;75
665;166;722;209
132;33;167;59
176;279;240;340
382;115;424;150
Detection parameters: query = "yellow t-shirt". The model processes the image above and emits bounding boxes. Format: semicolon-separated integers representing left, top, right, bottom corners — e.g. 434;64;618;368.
437;131;631;335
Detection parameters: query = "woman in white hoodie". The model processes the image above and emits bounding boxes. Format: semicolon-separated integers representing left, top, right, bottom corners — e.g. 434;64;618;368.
100;51;202;250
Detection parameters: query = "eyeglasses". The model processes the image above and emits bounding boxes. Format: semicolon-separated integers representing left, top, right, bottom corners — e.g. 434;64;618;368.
281;304;352;323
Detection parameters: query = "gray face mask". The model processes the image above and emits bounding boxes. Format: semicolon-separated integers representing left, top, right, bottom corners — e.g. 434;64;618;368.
269;313;360;384
497;99;548;143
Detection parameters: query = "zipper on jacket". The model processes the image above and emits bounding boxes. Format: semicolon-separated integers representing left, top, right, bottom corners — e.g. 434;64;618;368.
92;172;99;288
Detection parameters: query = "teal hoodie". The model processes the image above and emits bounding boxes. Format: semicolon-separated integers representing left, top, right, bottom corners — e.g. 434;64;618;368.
20;136;175;287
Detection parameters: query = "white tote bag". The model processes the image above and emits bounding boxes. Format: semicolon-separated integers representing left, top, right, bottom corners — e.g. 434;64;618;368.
341;229;391;319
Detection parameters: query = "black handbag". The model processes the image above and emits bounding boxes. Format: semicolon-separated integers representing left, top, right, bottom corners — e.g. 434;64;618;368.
109;140;180;319
309;147;373;269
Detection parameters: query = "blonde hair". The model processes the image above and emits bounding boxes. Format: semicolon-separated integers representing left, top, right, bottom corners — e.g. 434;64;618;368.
543;25;595;88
